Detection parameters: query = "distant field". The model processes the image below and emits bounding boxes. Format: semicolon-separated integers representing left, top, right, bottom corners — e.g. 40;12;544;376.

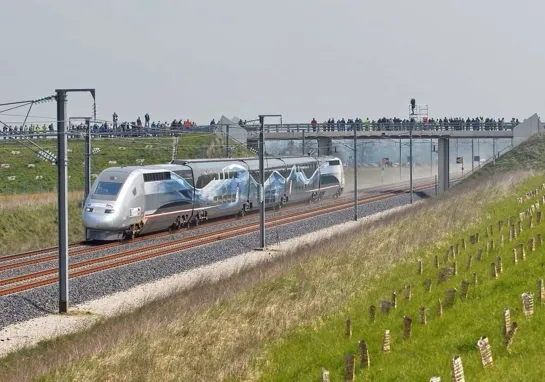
0;133;251;194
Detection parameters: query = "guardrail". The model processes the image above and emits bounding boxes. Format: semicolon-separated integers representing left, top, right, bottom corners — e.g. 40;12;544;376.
243;122;517;133
0;121;518;141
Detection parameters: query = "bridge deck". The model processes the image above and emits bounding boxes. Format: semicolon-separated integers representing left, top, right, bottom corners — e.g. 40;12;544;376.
247;130;514;140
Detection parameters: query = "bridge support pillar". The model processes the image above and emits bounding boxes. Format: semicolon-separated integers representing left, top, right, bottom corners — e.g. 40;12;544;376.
438;137;450;193
317;136;332;156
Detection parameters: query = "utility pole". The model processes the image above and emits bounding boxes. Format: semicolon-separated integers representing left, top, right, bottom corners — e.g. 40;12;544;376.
399;138;402;181
55;88;96;313
225;124;230;158
257;114;282;250
259;115;265;249
56;90;69;313
84;118;91;200
471;139;474;172
430;138;433;178
493;138;496;165
354;124;358;221
409;122;413;204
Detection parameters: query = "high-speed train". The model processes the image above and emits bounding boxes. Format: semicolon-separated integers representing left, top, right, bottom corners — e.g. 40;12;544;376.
82;156;345;241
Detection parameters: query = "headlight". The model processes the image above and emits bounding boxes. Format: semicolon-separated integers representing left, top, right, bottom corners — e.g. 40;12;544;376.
85;207;93;212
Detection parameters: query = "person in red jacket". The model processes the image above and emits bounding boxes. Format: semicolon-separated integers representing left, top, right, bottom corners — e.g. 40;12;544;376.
311;118;317;132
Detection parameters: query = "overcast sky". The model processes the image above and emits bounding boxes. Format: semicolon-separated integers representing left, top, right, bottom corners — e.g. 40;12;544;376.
1;0;544;125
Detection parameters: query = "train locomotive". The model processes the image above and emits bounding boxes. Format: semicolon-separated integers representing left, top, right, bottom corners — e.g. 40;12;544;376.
82;156;345;241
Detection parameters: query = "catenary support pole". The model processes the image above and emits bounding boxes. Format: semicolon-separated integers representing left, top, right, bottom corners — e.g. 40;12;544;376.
430;138;433;177
354;126;358;221
302;131;305;155
84;118;91;200
399;138;402;181
259;116;265;249
493;138;496;165
471;139;474;172
225;124;230;158
56;90;69;313
409;124;413;204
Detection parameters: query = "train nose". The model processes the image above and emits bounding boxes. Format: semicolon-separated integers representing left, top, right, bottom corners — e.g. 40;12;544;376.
82;209;118;230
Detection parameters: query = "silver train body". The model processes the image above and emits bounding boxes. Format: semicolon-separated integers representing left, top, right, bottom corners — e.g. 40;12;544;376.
82;156;345;241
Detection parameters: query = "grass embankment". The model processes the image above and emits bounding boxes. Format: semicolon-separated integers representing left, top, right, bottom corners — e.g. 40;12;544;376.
0;169;535;380
258;180;545;381
0;133;251;194
474;134;545;178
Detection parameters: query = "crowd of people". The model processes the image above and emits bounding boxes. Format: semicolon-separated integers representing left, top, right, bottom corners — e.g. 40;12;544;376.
307;117;520;132
0;113;522;138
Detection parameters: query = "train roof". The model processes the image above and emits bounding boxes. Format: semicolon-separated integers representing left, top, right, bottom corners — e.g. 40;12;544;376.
171;155;340;165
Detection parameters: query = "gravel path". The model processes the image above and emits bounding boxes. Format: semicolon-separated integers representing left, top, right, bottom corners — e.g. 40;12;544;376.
0;188;433;329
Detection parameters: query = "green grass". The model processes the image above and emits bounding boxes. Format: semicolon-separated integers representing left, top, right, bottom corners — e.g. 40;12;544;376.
473;134;545;179
0;133;252;194
257;176;545;381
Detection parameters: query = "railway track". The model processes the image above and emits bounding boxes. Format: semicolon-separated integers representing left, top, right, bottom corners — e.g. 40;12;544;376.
0;182;433;296
0;176;437;265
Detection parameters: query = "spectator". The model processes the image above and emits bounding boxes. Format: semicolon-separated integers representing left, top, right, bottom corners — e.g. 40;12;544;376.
112;112;118;129
145;113;150;127
311;118;317;131
210;119;216;126
136;117;142;127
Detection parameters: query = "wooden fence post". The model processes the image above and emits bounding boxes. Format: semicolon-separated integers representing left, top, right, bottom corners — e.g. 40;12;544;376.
460;280;470;299
344;354;355;381
522;292;534;317
345;318;352;338
321;368;330;382
490;262;497;279
451;355;465;382
466;255;473;270
419;307;427;325
382;330;391;353
369;305;376;323
477;336;494;368
495;256;503;274
403;316;412;340
359;340;370;369
425;278;432;293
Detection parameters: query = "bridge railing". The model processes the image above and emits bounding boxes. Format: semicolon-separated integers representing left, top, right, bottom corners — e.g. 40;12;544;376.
0;121;518;141
243;121;517;134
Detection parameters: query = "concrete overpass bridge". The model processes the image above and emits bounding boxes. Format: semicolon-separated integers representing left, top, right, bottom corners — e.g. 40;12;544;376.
244;114;544;194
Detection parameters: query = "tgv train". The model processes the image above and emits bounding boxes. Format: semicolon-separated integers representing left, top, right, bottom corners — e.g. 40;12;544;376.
82;156;345;241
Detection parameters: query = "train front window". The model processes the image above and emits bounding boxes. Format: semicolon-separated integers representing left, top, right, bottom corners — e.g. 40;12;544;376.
94;182;123;197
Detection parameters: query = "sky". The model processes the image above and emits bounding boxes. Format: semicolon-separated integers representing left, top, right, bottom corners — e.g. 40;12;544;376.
1;0;544;125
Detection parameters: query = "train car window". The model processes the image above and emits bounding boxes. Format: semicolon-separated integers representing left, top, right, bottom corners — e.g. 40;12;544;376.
196;174;215;188
95;182;122;196
143;172;171;182
328;160;340;166
174;170;194;186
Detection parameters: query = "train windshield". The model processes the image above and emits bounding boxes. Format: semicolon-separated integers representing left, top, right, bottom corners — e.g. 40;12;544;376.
94;182;123;197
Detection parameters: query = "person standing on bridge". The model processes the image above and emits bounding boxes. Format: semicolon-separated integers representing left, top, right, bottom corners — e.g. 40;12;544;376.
112;112;118;129
145;113;150;128
311;118;317;132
